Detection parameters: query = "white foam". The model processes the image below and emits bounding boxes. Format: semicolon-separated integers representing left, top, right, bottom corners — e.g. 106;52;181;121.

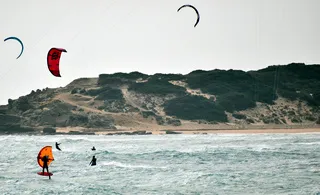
101;161;167;169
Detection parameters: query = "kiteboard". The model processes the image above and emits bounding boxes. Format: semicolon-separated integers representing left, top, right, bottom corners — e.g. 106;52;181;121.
37;172;53;176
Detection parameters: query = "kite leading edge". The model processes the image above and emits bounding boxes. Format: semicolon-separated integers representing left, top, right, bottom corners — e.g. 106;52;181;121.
177;4;200;27
4;36;24;59
47;48;67;77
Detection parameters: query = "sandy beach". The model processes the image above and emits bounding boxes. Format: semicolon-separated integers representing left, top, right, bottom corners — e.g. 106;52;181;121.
54;127;320;135
163;128;320;134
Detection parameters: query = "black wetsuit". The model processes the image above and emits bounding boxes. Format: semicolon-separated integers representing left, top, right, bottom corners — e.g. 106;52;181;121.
42;155;51;179
91;147;96;151
89;156;97;166
56;142;61;151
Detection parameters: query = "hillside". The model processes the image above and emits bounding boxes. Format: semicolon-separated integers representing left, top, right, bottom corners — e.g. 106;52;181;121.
1;63;320;134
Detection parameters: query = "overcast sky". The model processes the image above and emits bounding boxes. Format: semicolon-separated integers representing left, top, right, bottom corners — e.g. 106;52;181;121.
0;0;319;105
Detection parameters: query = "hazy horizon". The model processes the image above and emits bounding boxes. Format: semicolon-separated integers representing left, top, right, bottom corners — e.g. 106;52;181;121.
1;0;319;105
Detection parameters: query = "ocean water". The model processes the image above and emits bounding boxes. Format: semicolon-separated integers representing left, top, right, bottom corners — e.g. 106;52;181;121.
0;133;319;195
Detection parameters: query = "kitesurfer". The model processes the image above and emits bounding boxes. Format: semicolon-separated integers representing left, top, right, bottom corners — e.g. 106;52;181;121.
91;146;96;151
42;155;51;179
89;156;97;166
55;142;61;151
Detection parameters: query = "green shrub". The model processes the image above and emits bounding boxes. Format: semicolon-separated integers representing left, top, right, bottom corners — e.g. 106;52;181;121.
305;115;316;121
129;78;186;96
164;95;227;122
155;116;165;125
166;118;182;126
246;118;255;124
291;117;302;123
281;118;287;124
141;111;156;118
95;88;123;101
217;92;256;112
15;96;33;112
98;72;147;85
71;88;79;94
86;87;123;102
232;113;247;120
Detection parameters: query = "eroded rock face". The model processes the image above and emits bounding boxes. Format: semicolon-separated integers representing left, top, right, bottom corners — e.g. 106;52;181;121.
43;127;56;134
2;63;320;134
0;125;35;134
0;105;7;114
3;96;116;131
0;114;21;125
21;100;76;127
0;113;35;134
165;130;182;134
106;131;152;135
9;96;33;112
0;114;35;134
66;114;89;126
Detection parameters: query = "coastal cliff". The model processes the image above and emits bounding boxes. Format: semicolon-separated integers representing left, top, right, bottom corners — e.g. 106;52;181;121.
1;63;320;134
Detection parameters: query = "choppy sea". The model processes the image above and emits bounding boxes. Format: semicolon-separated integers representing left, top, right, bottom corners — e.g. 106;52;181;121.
0;133;319;195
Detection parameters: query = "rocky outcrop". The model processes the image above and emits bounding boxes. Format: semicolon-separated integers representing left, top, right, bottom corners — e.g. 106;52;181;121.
43;127;56;134
0;125;35;134
1;63;320;134
165;130;182;134
165;118;181;126
0;114;35;134
0;114;21;125
106;131;152;135
67;131;95;135
0;106;7;114
87;114;115;129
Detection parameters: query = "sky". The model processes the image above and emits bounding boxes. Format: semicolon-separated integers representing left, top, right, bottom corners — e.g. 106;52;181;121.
0;0;319;105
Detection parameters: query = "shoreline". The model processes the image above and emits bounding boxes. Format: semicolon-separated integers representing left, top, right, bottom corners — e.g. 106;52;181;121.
1;127;320;136
93;128;320;135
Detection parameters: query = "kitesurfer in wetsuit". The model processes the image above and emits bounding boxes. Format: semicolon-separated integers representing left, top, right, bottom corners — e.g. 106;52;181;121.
42;155;51;179
89;156;97;166
55;142;61;151
91;146;96;151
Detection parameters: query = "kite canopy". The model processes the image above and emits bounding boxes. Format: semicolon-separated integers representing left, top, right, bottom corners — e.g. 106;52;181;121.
47;48;67;77
177;4;200;27
4;36;24;59
37;146;54;168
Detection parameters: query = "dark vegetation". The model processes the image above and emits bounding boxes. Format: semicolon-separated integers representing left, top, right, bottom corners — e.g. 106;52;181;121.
100;72;148;81
141;111;156;118
145;63;318;122
164;95;228;122
98;72;148;86
2;63;320;130
95;63;320;122
251;63;320;107
101;64;320;107
129;77;186;96
232;113;247;120
141;111;181;126
93;88;123;101
152;73;185;81
84;86;124;101
85;87;127;112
